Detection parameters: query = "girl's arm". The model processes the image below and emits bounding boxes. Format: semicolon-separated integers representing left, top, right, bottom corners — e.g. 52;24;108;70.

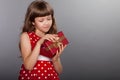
52;57;63;74
20;32;42;70
52;44;67;74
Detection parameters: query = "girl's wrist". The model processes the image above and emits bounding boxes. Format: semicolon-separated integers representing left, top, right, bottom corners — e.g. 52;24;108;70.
36;41;42;47
52;58;60;63
52;59;57;63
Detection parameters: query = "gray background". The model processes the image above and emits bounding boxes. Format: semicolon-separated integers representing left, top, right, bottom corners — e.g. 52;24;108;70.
0;0;120;80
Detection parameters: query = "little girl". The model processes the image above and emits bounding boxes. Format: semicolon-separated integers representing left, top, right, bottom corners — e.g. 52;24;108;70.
18;0;67;80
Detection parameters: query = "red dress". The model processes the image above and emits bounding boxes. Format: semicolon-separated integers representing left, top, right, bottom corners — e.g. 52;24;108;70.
18;32;60;80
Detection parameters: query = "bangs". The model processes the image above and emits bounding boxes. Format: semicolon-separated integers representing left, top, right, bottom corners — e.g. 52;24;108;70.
30;1;54;21
35;6;53;17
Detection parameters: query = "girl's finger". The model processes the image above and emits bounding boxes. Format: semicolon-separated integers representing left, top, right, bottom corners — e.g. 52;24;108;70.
58;43;63;54
56;50;60;57
47;35;59;42
63;45;67;49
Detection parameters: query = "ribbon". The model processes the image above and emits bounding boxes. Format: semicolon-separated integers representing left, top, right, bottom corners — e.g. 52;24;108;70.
45;36;65;51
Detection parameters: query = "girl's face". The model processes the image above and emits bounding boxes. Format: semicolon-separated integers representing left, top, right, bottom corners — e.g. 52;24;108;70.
32;15;52;33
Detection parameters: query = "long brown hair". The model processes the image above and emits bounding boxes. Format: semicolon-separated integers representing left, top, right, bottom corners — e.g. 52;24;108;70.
22;0;57;34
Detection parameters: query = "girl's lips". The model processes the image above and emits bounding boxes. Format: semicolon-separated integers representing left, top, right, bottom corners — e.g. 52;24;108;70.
43;26;50;29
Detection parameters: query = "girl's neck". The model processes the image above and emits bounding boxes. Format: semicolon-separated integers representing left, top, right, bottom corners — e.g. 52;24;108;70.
35;30;45;37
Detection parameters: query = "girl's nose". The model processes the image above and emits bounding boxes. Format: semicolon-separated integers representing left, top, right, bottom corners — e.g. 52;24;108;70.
44;21;49;25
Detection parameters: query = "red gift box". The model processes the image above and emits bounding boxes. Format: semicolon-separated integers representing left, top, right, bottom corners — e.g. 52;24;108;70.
40;31;69;58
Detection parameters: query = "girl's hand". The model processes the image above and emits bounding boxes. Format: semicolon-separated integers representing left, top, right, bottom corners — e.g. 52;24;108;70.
52;43;67;63
37;34;59;45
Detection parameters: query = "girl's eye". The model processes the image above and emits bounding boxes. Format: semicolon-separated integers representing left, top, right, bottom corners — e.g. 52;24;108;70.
47;18;52;20
39;20;44;22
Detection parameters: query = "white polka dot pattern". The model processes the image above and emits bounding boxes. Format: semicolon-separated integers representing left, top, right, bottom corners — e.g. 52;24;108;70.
19;61;60;80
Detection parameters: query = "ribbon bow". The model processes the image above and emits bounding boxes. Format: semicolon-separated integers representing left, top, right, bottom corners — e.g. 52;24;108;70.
46;36;65;51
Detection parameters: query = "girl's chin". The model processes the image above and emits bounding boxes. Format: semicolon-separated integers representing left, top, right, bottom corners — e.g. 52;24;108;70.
43;30;49;33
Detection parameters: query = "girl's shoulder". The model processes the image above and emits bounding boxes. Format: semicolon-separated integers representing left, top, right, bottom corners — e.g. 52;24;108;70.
20;32;29;41
20;32;28;37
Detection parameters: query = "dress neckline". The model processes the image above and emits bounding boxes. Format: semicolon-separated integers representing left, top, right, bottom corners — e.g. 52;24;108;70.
32;31;41;38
